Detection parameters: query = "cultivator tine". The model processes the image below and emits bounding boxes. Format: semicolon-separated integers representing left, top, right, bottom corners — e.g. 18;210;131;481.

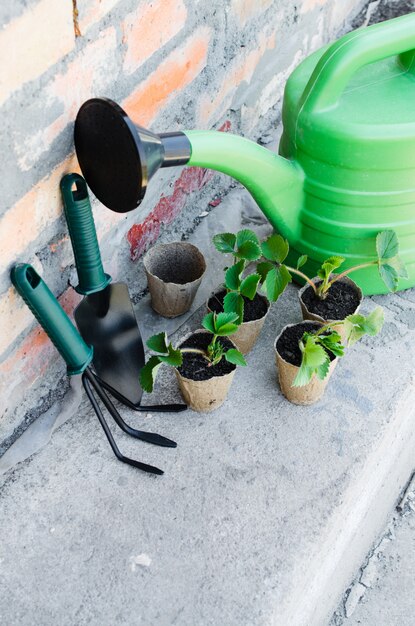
82;371;163;475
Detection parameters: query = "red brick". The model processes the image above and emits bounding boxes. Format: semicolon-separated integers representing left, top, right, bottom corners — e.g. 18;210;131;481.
123;27;210;126
76;0;120;34
123;0;187;74
15;28;117;172
0;288;81;390
0;155;80;271
0;0;74;106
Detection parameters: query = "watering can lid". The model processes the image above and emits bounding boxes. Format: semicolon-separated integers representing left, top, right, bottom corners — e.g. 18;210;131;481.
283;13;415;165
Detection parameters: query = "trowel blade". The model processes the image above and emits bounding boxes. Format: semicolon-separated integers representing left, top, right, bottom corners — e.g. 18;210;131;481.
75;283;145;407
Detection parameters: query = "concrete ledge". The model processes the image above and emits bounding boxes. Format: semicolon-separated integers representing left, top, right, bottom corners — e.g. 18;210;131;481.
0;231;414;625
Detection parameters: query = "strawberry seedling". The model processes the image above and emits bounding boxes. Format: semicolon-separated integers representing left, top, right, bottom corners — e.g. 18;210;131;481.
140;312;246;393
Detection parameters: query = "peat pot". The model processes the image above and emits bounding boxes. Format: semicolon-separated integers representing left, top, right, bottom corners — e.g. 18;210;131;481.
275;321;338;405
144;242;206;318
298;276;363;342
175;330;237;412
207;289;270;354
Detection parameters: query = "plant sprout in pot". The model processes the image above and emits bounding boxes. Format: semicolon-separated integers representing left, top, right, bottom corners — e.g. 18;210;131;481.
297;230;406;336
256;230;405;340
275;307;385;405
208;229;270;354
140;312;247;412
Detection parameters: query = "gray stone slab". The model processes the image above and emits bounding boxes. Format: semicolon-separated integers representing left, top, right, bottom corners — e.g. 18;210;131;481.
0;284;415;626
331;475;415;625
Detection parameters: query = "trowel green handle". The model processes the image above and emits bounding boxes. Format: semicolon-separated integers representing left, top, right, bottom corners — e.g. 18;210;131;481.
302;12;415;114
10;264;93;375
60;173;111;295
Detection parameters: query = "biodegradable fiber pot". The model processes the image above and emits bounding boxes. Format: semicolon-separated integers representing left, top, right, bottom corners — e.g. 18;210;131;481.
175;330;236;412
144;242;206;318
275;322;338;405
207;289;270;354
298;276;363;342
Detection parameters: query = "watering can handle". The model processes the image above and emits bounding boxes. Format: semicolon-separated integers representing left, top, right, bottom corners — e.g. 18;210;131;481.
301;12;415;115
10;264;93;375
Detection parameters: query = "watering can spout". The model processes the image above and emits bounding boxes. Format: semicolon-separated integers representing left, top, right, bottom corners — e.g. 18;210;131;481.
184;130;304;242
74;98;303;244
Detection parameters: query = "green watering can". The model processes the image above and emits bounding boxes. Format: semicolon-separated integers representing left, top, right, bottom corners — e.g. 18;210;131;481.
74;13;415;295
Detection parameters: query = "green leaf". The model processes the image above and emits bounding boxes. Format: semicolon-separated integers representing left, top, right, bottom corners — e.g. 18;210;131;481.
375;230;407;290
215;311;239;328
315;357;331;381
213;232;236;254
261;234;289;263
139;356;162;393
364;307;385;335
207;340;225;365
236;229;260;248
302;336;329;368
232;230;262;261
317;256;345;281
225;349;247;366
146;332;168;354
240;273;260;300
297;255;307;270
387;254;408;279
292;359;313;387
256;261;274;283
235;241;262;261
214;311;240;336
292;335;330;387
201;312;216;334
343;307;384;345
159;344;183;367
223;291;244;324
215;323;239;336
378;263;399;292
376;230;399;261
264;265;291;302
224;260;244;291
318;332;344;358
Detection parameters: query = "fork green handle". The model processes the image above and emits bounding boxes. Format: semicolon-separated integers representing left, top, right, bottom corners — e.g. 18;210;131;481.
11;264;93;375
60;173;111;295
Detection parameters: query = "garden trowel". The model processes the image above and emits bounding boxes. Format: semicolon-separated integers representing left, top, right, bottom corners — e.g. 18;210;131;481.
61;173;186;413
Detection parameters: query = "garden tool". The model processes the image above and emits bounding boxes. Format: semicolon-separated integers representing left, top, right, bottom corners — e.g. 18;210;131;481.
74;13;415;296
60;173;186;413
11;263;178;474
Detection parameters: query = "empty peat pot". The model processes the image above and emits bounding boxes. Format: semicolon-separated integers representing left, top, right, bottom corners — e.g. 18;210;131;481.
144;242;206;318
275;321;338;405
207;289;270;354
298;276;363;342
175;330;237;412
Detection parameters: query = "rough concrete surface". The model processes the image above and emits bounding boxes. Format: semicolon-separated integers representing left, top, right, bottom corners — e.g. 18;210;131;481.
1;232;415;625
331;475;415;625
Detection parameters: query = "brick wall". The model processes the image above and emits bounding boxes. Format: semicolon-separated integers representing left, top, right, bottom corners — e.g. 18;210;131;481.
0;0;367;449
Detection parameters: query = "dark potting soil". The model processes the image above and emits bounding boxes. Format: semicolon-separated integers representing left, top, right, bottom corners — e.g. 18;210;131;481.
276;322;336;367
208;289;268;322
301;280;360;320
151;264;199;285
177;332;236;381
